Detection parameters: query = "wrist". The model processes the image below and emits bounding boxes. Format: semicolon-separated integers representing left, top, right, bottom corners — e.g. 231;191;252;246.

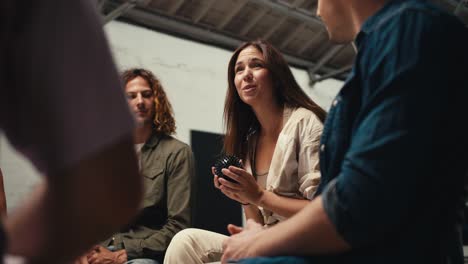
254;189;266;206
249;229;268;257
115;250;127;263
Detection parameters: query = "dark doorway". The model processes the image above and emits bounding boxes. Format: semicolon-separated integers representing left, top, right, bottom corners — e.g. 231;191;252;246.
190;130;242;235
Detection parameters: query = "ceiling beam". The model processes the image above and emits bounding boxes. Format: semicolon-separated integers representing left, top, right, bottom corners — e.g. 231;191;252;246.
249;0;323;27
279;23;306;49
168;0;185;15
239;0;321;37
310;45;345;72
297;30;323;54
262;16;287;40
307;44;346;84
193;0;216;23
217;0;248;29
292;0;307;7
103;0;138;24
311;64;353;85
239;8;268;36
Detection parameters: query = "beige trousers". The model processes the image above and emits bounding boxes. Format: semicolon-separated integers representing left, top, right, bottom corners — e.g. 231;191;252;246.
164;228;227;264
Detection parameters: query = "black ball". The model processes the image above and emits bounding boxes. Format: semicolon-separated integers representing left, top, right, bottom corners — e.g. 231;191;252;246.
213;155;242;183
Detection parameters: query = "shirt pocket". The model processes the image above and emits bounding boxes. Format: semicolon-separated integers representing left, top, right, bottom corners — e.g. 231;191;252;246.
141;167;165;208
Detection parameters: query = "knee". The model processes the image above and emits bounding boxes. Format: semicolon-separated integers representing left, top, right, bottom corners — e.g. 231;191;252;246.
169;228;204;250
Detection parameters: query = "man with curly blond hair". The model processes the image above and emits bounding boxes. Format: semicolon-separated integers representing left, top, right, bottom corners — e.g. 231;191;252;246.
77;68;194;264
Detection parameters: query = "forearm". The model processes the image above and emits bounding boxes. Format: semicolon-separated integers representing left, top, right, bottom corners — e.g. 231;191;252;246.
6;138;142;262
123;235;164;258
6;181;99;261
115;250;128;263
123;219;187;258
243;204;264;224
5;183;49;260
256;191;310;218
252;196;350;257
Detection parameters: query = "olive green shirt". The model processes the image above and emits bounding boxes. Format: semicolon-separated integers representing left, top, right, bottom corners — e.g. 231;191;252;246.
101;133;194;260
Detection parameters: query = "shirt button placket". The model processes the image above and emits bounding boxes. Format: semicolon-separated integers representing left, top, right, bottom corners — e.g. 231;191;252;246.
332;97;340;107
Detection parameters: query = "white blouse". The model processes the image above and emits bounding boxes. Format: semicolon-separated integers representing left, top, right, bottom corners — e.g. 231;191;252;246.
245;106;323;225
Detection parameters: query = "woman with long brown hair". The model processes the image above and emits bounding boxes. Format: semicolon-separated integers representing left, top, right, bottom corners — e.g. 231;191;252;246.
164;40;325;264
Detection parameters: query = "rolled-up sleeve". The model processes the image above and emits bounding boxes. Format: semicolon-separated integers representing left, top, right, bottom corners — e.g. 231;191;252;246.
269;109;323;201
298;116;323;200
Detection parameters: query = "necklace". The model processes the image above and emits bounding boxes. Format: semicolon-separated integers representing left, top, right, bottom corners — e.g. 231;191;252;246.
254;170;269;177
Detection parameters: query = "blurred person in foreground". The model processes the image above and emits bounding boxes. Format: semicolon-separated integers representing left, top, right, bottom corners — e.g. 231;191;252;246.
0;1;142;263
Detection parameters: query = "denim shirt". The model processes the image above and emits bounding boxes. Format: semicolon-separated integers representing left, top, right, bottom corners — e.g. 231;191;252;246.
316;0;468;263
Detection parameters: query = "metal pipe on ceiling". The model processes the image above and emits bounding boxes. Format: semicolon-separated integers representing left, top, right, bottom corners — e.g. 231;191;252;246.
310;64;353;85
103;0;138;24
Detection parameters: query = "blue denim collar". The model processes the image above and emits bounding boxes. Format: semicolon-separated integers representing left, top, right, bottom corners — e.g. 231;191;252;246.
355;0;408;47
